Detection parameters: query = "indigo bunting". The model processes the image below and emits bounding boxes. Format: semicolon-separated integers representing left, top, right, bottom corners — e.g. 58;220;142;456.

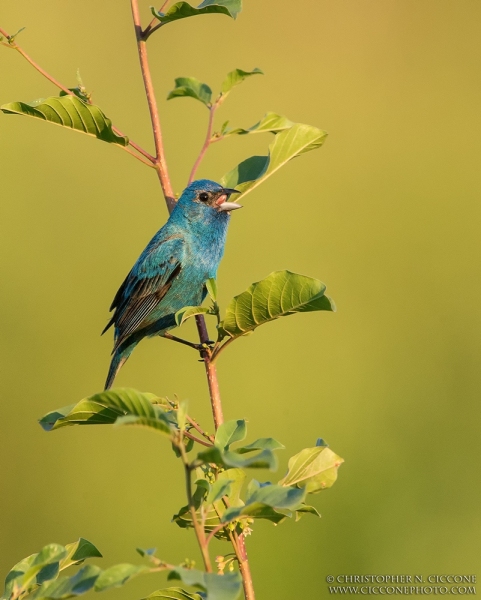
102;179;241;389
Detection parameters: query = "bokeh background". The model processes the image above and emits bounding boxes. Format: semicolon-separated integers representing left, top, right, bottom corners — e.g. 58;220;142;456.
1;1;480;597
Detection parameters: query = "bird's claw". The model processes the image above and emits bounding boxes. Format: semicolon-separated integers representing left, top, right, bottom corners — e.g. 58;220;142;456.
195;341;215;357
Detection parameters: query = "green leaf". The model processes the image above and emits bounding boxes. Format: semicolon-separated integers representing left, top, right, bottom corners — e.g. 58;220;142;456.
30;564;101;600
173;503;231;540
168;568;242;600
221;68;263;95
215;420;247;449
8;27;27;43
2;540;100;600
198;425;281;470
3;553;37;599
197;446;278;471
2;542;150;600
39;389;173;434
245;480;305;509
136;548;157;558
231;503;287;525
197;0;241;17
206;278;217;302
224;111;294;137
218;468;246;506
295;503;321;521
1;95;128;146
235;437;285;454
177;400;188;433
59;539;102;571
114;414;172;437
59;88;90;103
173;479;210;531
220;123;327;197
24;546;67;586
167;77;212;107
144;589;203;600
223;449;278;470
2;544;68;600
205;479;233;505
173;472;244;540
221;481;305;524
196;446;224;465
193;479;210;506
172;506;229;541
175;306;211;327
218;270;334;340
94;564;147;592
279;446;344;493
152;0;241;26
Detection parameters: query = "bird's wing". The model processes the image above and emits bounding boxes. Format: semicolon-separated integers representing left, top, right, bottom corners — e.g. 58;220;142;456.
103;235;185;348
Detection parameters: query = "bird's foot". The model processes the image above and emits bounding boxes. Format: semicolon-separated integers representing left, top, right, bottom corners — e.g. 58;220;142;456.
195;340;215;358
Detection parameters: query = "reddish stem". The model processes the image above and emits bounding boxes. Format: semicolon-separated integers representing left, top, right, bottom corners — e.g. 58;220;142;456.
1;14;255;600
188;103;218;184
195;315;224;429
183;430;212;448
0;26;155;165
186;415;215;442
130;0;176;212
236;535;256;600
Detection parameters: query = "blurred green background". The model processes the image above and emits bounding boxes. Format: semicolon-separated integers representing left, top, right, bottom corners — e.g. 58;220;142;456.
1;1;480;597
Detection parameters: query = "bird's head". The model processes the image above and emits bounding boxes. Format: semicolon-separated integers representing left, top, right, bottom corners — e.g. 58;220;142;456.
177;179;242;218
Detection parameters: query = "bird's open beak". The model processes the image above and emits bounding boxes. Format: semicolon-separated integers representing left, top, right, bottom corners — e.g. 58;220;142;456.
216;188;242;212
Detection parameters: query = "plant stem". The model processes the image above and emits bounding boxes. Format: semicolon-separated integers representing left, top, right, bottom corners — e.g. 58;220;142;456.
188;102;219;184
142;0;170;39
186;415;215;443
183;430;212;448
195;315;224;429
179;441;212;572
120;145;156;167
130;0;176;212
212;335;235;362
127;9;255;598
235;534;256;600
0;26;154;165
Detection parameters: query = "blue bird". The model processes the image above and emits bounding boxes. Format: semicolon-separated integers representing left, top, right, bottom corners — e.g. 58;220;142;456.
102;179;241;389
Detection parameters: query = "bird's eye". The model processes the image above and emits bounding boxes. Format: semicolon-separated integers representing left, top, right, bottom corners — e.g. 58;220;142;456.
199;192;209;202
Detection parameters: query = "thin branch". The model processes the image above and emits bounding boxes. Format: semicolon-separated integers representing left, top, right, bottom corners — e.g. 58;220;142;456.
205;516;250;545
143;0;170;39
130;0;176;212
119;144;156;167
196;315;224;428
183;430;212;448
235;533;256;600
11;43;74;96
158;0;171;12
178;440;213;572
0;26;155;166
206;522;228;545
142;20;164;41
127;8;227;431
125;7;254;597
0;25;12;38
211;336;236;362
187;415;215;442
188;101;219;184
126;140;156;163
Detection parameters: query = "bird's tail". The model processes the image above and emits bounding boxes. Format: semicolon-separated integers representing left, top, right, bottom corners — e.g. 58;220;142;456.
104;342;137;390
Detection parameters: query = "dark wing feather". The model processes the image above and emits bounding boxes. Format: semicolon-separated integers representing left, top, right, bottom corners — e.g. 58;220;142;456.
113;263;181;349
102;236;184;347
